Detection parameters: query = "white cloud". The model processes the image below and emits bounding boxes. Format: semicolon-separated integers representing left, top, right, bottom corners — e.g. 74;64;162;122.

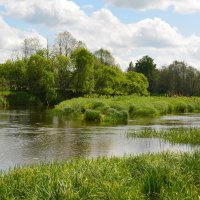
104;0;200;14
1;0;200;69
0;16;46;62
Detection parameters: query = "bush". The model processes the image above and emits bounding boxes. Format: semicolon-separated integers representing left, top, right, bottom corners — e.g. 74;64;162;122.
91;101;107;109
129;104;158;117
175;102;187;113
84;109;102;122
104;108;128;123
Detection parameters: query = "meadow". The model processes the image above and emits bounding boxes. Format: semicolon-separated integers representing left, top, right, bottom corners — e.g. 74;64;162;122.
55;95;200;123
0;152;199;199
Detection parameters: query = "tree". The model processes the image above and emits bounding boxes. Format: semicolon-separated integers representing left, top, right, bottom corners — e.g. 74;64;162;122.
27;54;55;103
124;71;149;95
55;31;77;57
53;55;71;91
127;61;135;72
71;48;94;94
157;61;200;96
135;55;157;94
94;65;124;95
22;37;42;58
94;48;115;67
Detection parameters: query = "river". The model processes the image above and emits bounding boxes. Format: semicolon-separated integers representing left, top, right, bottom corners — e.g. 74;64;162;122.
0;109;199;170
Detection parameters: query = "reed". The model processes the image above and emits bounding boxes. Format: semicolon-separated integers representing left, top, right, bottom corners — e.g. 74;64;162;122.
0;152;199;199
128;128;200;144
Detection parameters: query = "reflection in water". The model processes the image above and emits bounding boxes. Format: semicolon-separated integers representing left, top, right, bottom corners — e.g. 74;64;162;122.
0;110;199;170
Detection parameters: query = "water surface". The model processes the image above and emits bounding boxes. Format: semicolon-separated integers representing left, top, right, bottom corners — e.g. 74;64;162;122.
0;110;199;170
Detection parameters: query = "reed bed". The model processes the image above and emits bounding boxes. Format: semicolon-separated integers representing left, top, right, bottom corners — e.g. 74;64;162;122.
0;152;200;199
129;128;200;145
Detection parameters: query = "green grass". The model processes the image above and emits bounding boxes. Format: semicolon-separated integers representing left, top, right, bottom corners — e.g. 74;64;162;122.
0;95;7;108
55;95;200;123
128;128;200;145
0;152;200;199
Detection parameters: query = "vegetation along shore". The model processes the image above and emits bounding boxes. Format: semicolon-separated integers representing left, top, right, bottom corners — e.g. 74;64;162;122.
0;152;199;199
55;95;200;123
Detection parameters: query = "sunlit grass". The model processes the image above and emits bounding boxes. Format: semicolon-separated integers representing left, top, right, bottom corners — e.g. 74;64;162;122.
128;128;200;145
0;152;200;199
55;95;200;122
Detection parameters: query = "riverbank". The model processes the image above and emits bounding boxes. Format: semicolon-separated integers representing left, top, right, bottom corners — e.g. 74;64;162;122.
55;95;200;123
0;152;199;199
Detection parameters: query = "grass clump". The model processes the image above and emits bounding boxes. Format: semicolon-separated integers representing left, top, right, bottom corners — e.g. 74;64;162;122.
0;152;200;199
0;95;7;108
84;109;102;122
104;108;128;123
129;104;158;117
129;128;200;145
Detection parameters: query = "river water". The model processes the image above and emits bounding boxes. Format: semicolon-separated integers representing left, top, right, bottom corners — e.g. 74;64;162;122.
0;109;199;170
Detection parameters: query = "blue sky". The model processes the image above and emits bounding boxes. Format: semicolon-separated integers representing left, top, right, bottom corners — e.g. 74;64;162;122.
1;0;200;69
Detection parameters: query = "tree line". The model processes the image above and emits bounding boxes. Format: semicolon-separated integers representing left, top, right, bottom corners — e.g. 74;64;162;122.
0;31;148;105
128;56;200;96
1;31;200;106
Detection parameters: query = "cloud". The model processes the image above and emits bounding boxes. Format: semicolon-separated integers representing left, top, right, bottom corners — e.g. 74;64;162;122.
0;16;46;62
1;0;200;69
1;0;86;26
104;0;200;14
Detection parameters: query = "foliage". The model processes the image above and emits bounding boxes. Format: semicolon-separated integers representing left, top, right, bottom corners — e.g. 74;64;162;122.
2;30;200;106
55;96;200;122
157;61;200;96
53;55;71;91
27;54;56;103
94;48;115;67
124;71;149;95
127;61;135;72
84;109;102;122
135;55;157;93
71;48;94;94
94;66;148;96
0;152;200;199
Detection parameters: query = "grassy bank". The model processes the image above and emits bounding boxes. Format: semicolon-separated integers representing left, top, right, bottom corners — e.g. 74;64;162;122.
55;95;200;123
0;152;199;199
128;128;200;145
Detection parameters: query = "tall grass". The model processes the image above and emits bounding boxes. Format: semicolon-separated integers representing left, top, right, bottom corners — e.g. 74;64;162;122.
55;95;200;123
0;95;7;108
128;128;200;145
0;152;200;199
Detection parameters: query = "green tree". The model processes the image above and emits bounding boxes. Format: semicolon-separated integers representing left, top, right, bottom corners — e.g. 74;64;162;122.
94;48;115;67
135;55;156;94
71;48;94;94
157;61;200;96
94;65;124;95
27;54;55;103
127;61;135;72
53;55;71;91
124;71;149;96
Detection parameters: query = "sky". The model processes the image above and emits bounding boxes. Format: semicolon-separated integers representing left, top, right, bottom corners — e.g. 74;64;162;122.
1;0;200;70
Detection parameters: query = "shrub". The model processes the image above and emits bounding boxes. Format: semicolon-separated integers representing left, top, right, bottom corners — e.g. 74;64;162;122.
129;104;158;117
91;101;107;109
104;108;128;123
84;109;102;122
175;102;187;113
63;106;74;116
